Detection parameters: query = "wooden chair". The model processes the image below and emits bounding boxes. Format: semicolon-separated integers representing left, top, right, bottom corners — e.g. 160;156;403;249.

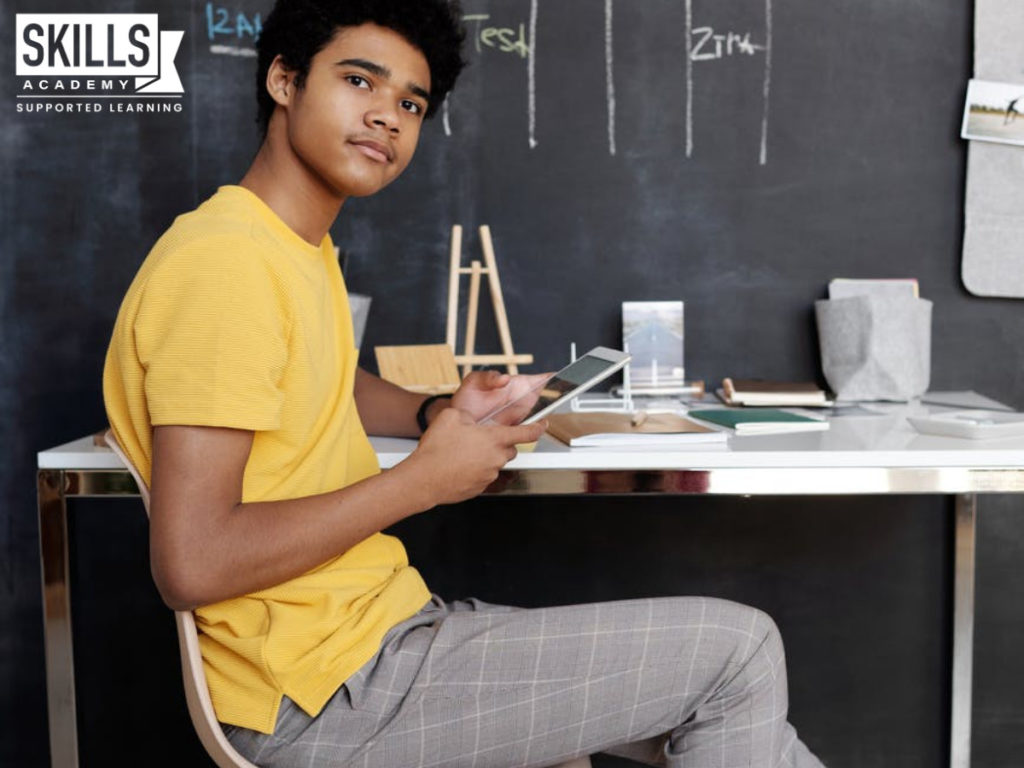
103;430;592;768
104;430;258;768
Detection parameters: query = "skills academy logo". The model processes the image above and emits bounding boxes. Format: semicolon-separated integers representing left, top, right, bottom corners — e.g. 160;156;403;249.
15;14;184;115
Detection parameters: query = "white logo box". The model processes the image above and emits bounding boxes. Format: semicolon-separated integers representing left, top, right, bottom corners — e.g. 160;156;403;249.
17;14;162;77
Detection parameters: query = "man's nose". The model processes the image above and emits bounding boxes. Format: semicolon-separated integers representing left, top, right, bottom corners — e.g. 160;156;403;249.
366;101;400;133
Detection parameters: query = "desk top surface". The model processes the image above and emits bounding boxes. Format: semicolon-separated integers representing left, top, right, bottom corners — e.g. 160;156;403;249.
39;392;1024;472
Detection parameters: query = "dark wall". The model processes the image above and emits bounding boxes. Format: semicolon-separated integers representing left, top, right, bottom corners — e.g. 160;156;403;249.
3;0;1024;766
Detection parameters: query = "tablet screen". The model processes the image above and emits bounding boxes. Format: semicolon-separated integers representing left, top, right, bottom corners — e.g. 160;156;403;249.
479;351;629;425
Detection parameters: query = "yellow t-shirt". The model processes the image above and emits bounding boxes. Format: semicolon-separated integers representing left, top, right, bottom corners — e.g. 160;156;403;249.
103;185;431;734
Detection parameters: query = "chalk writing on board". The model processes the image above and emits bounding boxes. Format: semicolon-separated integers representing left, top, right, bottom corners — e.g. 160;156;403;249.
690;27;766;60
457;7;537;147
685;0;773;165
462;14;529;58
205;3;261;57
447;1;771;163
195;0;772;164
456;10;532;141
444;12;531;137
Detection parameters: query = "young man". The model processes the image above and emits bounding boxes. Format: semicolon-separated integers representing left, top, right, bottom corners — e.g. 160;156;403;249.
104;1;826;766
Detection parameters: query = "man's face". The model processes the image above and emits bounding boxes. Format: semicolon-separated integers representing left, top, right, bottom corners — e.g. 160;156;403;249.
284;23;431;198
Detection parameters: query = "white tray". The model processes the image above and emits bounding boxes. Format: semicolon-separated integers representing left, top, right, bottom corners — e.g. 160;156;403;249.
907;409;1024;440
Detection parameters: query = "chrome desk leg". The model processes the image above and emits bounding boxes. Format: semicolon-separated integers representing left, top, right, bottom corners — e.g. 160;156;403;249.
951;494;977;768
38;469;79;768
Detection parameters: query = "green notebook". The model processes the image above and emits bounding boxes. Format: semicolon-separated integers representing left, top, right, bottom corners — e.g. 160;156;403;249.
688;408;829;435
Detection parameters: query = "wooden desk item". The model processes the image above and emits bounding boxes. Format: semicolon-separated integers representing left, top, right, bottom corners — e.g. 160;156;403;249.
445;224;533;378
374;344;461;395
375;226;533;394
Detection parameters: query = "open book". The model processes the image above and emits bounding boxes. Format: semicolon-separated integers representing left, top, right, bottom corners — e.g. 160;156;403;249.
545;412;727;447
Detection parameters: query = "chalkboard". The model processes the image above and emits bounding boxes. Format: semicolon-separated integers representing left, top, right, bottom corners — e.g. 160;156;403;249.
174;0;979;389
8;1;1024;767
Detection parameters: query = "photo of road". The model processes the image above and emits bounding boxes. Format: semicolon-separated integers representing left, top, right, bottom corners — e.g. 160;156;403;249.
622;301;685;385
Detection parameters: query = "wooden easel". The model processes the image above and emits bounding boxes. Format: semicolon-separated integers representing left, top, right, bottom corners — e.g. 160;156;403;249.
446;225;533;378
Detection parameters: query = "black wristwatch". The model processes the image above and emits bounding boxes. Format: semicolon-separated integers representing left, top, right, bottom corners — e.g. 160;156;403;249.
416;394;452;434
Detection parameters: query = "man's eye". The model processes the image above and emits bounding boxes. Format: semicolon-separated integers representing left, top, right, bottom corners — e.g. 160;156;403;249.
401;100;423;115
345;75;370;88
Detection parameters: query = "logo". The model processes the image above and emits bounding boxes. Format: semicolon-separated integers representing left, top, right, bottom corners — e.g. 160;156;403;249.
15;14;184;114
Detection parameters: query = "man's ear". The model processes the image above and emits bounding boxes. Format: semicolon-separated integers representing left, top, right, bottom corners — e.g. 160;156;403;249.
265;54;296;108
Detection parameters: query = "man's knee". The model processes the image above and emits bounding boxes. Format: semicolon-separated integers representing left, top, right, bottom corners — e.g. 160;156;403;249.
696;598;783;661
645;595;785;667
750;605;782;647
696;600;788;709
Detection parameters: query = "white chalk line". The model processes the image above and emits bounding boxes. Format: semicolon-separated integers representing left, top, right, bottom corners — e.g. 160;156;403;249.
209;44;256;57
606;0;617;156
685;0;693;158
759;0;773;165
528;0;538;149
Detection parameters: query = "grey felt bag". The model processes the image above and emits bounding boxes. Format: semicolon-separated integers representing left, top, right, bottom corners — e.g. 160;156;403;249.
815;295;932;401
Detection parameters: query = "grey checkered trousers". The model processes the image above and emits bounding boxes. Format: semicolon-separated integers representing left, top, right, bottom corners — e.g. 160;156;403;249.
224;594;825;768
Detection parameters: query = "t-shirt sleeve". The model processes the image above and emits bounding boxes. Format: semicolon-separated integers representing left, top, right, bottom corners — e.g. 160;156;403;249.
134;240;289;431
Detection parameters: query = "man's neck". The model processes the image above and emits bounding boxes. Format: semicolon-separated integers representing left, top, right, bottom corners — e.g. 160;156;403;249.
239;129;344;247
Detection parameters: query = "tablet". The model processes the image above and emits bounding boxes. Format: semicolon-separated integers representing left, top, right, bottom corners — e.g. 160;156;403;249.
479;347;631;426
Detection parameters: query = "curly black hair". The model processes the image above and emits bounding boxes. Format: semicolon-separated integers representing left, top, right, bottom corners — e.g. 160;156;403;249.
255;0;465;134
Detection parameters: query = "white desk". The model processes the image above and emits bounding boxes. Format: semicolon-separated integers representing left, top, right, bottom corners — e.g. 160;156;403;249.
36;393;1024;768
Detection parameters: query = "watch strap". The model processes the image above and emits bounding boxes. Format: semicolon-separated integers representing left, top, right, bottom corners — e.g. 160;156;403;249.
416;394;452;434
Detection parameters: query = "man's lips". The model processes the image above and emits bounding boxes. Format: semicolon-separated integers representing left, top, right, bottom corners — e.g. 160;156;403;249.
349;139;393;163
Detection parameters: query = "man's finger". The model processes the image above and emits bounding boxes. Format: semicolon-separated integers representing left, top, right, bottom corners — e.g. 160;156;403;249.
465;369;509;390
484;370;511;388
503;419;548;444
512;372;552;390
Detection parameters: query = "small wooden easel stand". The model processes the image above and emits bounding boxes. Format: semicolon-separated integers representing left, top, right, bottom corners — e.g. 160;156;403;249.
446;224;533;378
375;225;533;394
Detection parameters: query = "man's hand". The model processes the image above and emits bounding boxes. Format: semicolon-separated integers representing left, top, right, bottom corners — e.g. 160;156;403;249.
407;407;547;505
450;370;552;425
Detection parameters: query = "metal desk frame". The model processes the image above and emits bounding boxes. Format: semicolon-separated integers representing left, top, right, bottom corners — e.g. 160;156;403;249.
38;463;1024;768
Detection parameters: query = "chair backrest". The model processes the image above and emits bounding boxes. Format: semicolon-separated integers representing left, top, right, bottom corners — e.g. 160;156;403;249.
103;430;257;768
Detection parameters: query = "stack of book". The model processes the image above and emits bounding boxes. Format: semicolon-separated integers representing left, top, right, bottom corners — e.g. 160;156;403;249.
719;378;832;407
827;278;919;299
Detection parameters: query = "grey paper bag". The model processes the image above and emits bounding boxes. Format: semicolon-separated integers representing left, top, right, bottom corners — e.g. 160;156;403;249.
815;295;932;401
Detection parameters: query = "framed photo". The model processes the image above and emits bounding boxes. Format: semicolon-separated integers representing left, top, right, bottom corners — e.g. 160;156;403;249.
961;79;1024;147
622;301;684;386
